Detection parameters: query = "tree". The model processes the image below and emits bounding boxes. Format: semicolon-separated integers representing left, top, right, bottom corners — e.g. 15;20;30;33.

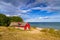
9;16;23;22
0;14;10;26
5;17;11;26
0;14;23;26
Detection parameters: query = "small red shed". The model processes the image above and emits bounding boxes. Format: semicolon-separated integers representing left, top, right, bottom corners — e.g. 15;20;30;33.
18;22;30;30
10;22;30;30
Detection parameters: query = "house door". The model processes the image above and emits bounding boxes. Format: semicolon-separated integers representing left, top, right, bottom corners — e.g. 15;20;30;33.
26;27;29;30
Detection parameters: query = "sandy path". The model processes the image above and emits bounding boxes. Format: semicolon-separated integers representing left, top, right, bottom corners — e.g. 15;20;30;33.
27;29;41;34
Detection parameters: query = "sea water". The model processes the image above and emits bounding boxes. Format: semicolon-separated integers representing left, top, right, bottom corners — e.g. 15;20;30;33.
29;22;60;29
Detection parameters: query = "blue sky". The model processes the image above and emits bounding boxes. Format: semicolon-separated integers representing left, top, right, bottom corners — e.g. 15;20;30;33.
0;0;60;22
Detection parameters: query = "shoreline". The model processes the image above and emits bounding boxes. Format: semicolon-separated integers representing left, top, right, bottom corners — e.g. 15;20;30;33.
35;27;59;31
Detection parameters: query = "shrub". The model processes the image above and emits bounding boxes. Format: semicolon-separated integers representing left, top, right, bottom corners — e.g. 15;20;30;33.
9;16;23;22
0;14;10;26
0;14;23;27
40;28;48;32
48;28;55;33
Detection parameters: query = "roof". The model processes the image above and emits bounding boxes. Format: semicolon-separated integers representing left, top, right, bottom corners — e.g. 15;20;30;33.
10;22;28;26
19;22;27;26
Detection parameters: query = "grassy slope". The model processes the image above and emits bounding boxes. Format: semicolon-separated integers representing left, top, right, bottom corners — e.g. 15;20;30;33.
0;26;60;40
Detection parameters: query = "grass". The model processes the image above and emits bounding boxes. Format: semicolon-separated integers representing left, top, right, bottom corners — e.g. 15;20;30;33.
40;28;60;37
0;26;60;40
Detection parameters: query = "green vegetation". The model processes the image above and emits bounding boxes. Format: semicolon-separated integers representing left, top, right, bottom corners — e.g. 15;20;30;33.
40;28;60;37
0;14;23;26
40;28;48;32
0;14;10;26
31;26;36;29
48;28;55;33
9;16;23;22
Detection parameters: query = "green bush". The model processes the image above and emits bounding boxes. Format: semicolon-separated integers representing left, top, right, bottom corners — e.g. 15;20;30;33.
40;28;48;32
0;14;10;26
48;28;55;33
32;26;36;29
9;16;23;22
0;13;23;27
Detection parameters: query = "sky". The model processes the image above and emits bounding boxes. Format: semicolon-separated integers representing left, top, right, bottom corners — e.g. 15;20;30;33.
0;0;60;22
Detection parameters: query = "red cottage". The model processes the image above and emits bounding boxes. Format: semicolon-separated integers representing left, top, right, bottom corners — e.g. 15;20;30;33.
10;22;30;30
18;22;30;30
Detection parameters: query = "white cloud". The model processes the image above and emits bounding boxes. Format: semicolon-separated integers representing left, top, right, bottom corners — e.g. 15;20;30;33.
0;1;30;17
39;16;48;19
31;6;60;12
0;0;60;22
18;9;31;13
25;18;60;22
25;15;60;22
5;14;20;17
6;14;10;16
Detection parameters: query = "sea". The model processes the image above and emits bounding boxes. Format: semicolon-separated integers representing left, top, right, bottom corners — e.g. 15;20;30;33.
29;22;60;30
